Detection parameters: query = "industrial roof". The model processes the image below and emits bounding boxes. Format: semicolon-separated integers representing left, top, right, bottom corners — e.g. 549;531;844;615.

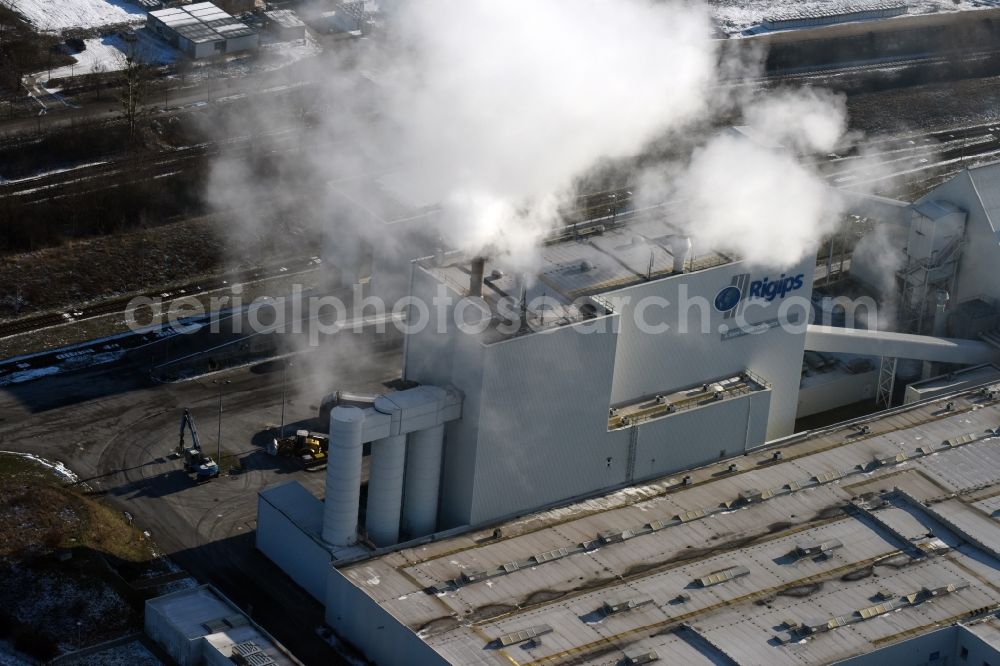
147;585;301;665
418;216;731;342
931;161;1000;237
264;9;305;28
149;2;255;43
764;2;907;23
335;385;1000;665
906;364;1000;398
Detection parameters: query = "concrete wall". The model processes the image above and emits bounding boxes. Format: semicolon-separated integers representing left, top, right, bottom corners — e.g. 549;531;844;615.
834;626;957;665
326;567;448;666
607;257;814;439
468;316;629;525
226;32;259;53
798;369;877;418
255;496;331;603
631;388;771;481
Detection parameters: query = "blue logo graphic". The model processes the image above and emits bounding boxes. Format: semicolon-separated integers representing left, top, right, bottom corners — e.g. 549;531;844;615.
714;285;742;312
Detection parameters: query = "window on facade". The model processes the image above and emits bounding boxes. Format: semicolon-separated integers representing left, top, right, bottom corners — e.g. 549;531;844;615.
960;646;968;660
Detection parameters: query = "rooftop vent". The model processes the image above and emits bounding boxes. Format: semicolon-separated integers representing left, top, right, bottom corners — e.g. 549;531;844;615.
674;509;706;523
624;648;660;665
811;470;843;484
460;569;488;584
599;529;634;544
231;641;278;666
579;260;595;272
794;539;843;558
875;452;906;467
495;624;553;647
531;547;569;564
696;565;749;587
602;597;653;615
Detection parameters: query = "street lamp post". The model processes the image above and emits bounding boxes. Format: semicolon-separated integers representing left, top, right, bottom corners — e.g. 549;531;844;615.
279;360;293;439
214;379;231;464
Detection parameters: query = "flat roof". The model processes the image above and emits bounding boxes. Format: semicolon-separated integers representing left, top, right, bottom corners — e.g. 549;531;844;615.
147;585;301;665
336;386;1000;664
264;9;306;28
907;364;1000;395
418;217;731;342
150;2;255;43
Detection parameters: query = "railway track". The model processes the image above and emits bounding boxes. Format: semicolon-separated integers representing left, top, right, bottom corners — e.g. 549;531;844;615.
0;257;323;341
0;128;299;207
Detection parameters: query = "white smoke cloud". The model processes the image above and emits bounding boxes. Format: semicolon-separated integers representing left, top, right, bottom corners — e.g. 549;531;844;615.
357;0;719;264
742;88;847;154
208;0;858;279
638;87;850;269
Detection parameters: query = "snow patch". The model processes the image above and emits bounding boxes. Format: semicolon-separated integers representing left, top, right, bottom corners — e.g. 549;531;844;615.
12;0;146;32
1;450;79;482
710;0;994;35
35;33;178;84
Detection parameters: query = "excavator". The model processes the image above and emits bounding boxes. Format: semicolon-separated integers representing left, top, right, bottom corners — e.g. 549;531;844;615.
178;409;220;480
268;429;328;469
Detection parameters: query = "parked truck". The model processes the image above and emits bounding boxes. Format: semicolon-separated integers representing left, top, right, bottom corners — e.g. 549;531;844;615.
268;429;329;469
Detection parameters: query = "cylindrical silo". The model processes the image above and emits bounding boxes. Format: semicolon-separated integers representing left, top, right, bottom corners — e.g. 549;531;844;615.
401;424;445;539
366;434;407;546
323;406;366;546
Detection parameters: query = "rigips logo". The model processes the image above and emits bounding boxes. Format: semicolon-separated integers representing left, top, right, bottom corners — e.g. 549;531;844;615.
714;272;806;313
748;273;805;302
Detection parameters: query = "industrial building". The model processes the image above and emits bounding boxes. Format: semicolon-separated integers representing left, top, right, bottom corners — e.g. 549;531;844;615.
145;584;301;665
253;160;1000;663
307;383;1000;664
148;3;258;59
263;9;306;42
761;2;908;31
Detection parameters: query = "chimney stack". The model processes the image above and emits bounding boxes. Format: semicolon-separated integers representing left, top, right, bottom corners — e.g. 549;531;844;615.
470;257;486;297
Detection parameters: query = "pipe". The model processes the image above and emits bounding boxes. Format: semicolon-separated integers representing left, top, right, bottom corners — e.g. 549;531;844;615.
804;325;998;365
322;406;366;546
366;434;407;546
401;424;445;538
470;257;486;297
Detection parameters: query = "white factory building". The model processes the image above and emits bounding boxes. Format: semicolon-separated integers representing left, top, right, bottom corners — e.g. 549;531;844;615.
254;164;1000;664
145;584;301;665
148;3;258;59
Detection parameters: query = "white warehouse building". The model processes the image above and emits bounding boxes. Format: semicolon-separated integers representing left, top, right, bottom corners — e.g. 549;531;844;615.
148;3;258;59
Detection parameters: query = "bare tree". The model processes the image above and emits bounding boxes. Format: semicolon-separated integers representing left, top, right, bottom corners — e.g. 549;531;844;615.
118;43;149;139
91;61;106;100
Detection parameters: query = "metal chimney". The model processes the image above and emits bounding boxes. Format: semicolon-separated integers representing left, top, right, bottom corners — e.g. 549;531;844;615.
470;257;486;297
670;237;692;273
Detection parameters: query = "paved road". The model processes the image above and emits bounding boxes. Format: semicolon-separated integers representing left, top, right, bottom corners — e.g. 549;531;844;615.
0;336;402;664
